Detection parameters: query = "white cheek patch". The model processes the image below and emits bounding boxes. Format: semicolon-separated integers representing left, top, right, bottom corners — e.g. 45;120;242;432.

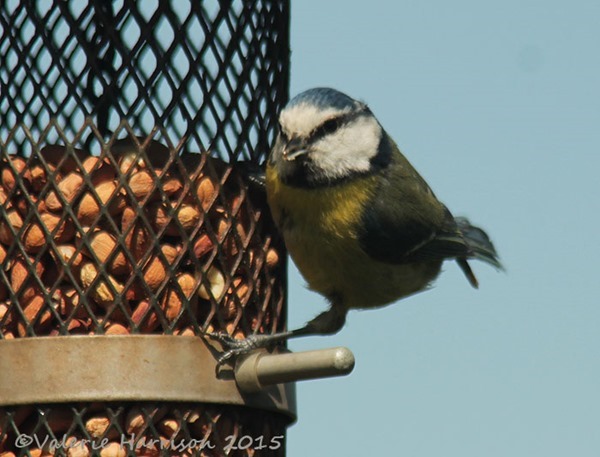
310;116;382;180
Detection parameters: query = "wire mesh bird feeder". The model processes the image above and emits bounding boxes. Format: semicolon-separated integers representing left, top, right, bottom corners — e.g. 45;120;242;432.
0;1;291;456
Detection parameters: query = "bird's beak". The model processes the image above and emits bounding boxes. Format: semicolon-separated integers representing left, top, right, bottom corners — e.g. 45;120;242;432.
282;137;307;161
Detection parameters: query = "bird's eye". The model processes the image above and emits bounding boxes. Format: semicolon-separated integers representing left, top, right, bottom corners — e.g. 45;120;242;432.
320;118;340;135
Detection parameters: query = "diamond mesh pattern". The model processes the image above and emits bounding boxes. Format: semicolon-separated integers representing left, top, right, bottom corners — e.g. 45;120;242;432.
0;403;287;456
0;124;285;340
0;1;290;455
0;1;289;161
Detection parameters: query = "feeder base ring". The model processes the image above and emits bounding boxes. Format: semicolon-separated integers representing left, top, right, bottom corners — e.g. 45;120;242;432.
0;335;296;422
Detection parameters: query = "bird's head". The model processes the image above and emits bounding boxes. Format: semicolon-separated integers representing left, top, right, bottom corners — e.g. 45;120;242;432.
270;87;390;187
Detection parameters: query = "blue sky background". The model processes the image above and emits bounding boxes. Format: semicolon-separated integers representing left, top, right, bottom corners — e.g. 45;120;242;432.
285;1;600;455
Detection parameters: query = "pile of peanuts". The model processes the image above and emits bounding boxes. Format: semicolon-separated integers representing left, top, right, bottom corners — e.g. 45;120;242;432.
0;140;281;339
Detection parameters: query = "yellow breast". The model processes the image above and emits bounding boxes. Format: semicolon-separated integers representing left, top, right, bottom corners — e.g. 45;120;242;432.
266;166;439;309
266;165;375;238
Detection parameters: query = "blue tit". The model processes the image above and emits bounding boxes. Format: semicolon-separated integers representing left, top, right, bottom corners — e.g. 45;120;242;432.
216;87;501;362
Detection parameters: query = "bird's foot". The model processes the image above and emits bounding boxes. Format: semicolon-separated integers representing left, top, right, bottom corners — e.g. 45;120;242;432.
207;332;275;365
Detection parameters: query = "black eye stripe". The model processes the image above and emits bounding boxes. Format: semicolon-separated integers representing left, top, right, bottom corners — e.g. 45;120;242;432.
308;106;370;143
320;118;340;134
310;117;342;142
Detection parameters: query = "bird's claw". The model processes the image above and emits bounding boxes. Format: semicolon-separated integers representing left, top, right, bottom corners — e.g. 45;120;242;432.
206;332;271;365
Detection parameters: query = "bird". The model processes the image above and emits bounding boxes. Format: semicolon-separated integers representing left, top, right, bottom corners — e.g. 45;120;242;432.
214;87;502;362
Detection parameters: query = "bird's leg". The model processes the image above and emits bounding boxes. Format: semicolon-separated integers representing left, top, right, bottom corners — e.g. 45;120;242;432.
209;306;347;364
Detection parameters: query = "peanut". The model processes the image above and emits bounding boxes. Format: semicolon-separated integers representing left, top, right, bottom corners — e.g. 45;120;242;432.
1;156;29;193
18;295;52;336
104;322;130;335
162;273;196;322
265;247;280;269
192;233;214;259
80;262;124;307
85;416;118;439
0;209;23;245
82;156;116;185
65;437;91;457
158;418;180;438
198;266;225;301
128;169;154;200
86;230;129;277
77;181;126;225
22;211;75;253
142;244;178;291
196;175;217;211
29;162;47;192
45;171;84;211
176;203;200;232
99;442;126;457
51;244;84;280
131;300;159;332
122;206;152;261
10;255;44;302
0;303;14;329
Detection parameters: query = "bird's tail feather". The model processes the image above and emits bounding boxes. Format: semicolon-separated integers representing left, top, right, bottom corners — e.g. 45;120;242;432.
454;216;503;288
455;217;503;269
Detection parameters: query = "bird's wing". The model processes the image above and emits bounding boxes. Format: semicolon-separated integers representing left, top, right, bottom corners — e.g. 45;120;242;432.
356;138;459;263
358;197;469;265
357;141;501;287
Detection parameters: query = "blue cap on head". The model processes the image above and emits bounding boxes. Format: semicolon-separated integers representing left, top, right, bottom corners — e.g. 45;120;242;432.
286;87;360;111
